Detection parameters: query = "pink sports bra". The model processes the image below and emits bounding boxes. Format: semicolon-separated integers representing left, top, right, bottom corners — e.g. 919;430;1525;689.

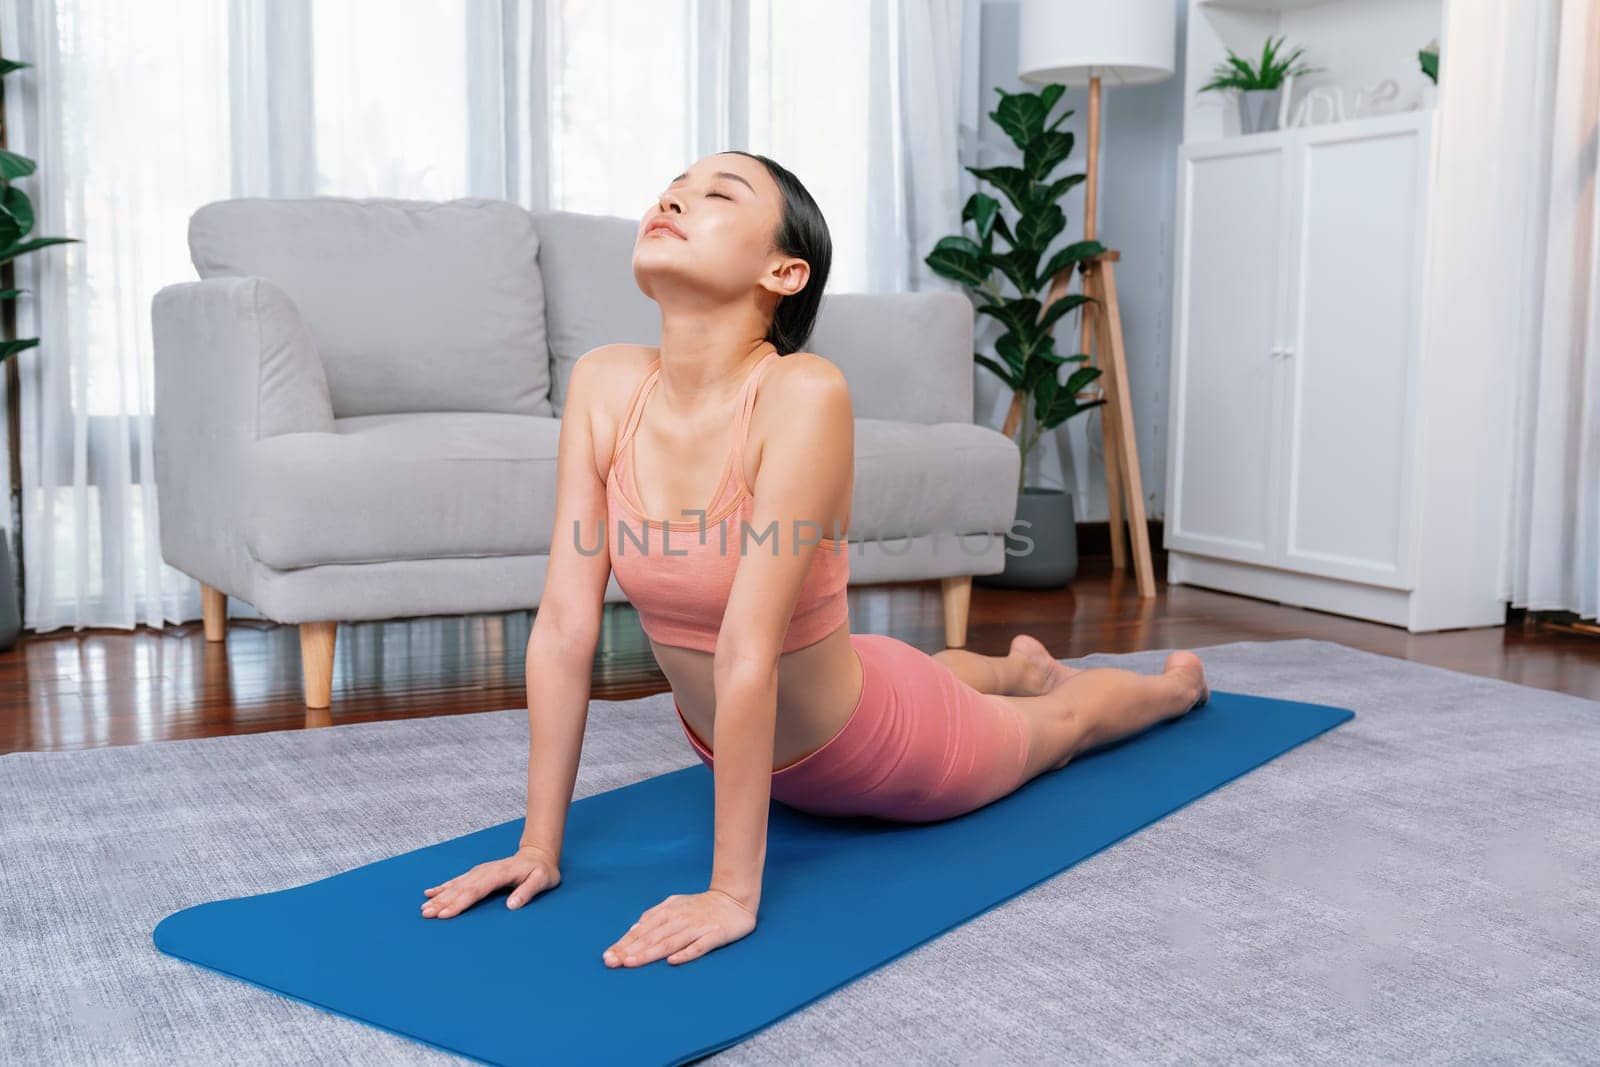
606;346;851;654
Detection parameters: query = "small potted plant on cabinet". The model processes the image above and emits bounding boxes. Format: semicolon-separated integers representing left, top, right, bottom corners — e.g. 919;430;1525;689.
1199;34;1317;135
1418;38;1439;108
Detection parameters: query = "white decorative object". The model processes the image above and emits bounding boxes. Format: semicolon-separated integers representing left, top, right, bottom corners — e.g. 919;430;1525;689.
1292;87;1345;126
1290;79;1401;127
1352;77;1401;117
1276;72;1298;129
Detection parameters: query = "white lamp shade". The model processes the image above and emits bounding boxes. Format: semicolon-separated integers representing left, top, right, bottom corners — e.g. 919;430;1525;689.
1018;0;1177;88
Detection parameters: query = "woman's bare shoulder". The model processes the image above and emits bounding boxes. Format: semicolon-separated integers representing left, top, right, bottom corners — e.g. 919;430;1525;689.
767;350;848;390
566;343;658;420
563;344;659;484
763;350;851;413
750;351;853;474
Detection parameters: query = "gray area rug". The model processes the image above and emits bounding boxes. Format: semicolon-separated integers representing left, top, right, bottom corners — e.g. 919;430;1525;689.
1;637;1596;1065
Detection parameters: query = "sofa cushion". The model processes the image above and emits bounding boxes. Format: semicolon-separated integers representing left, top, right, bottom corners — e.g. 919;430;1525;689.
244;412;561;569
242;411;1016;571
190;197;551;419
532;210;659;417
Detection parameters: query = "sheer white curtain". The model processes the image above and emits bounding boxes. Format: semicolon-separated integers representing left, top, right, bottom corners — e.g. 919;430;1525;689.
0;0;974;633
1505;0;1600;619
547;0;974;292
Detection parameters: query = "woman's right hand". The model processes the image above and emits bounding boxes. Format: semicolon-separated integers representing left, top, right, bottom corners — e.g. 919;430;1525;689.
420;844;562;919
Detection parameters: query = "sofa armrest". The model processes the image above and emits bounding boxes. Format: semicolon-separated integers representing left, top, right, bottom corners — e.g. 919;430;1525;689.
806;290;975;425
152;277;335;587
153;276;335;444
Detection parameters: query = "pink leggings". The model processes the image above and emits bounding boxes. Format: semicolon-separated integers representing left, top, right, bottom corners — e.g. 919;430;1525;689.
674;632;1035;822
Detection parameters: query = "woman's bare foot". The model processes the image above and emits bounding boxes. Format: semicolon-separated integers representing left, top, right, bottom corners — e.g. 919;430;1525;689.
1007;634;1081;696
1164;650;1210;711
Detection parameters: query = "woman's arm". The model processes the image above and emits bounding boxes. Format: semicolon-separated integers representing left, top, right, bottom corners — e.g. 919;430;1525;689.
707;354;855;911
519;347;626;863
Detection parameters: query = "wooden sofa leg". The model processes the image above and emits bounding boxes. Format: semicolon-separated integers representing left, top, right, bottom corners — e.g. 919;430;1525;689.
299;621;338;710
200;583;228;642
940;575;972;649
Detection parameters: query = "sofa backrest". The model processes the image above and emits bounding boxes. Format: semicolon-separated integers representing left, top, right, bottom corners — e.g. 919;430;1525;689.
804;290;974;424
188;197;551;419
531;209;974;424
531;210;659;417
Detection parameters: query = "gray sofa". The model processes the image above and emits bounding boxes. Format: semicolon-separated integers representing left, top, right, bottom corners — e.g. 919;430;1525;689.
151;197;1020;708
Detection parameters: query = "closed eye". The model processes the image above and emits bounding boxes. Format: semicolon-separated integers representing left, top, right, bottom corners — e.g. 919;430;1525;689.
708;191;731;200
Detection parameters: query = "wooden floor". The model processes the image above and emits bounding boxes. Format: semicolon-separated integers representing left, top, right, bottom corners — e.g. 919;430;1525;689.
3;552;1597;754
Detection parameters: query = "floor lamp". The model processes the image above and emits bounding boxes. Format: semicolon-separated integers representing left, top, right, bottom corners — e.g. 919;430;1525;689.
1018;0;1176;599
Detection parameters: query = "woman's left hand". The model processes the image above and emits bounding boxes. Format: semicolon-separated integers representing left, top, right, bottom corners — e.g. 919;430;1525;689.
603;889;758;968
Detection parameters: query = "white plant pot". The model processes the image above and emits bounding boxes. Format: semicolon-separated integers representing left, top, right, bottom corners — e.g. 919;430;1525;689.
1239;89;1282;134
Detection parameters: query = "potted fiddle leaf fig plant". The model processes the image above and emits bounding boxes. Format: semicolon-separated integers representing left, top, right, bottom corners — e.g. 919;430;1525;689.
1;53;79;648
925;83;1105;589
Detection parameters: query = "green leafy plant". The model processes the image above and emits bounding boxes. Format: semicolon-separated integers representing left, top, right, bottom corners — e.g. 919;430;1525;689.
1198;35;1316;93
1;54;78;363
1418;40;1439;84
924;84;1106;494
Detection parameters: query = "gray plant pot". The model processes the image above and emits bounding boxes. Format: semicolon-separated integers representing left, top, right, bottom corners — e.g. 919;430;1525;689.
1239;88;1282;134
0;532;20;651
975;487;1079;590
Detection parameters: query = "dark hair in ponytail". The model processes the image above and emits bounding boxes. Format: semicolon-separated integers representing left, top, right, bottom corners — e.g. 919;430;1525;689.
724;150;831;354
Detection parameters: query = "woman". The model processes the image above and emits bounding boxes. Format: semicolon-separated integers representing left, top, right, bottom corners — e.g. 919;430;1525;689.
419;151;1210;970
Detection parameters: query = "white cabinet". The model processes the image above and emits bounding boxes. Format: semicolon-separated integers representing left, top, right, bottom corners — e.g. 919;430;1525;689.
1167;137;1289;565
1165;109;1504;631
1279;116;1429;588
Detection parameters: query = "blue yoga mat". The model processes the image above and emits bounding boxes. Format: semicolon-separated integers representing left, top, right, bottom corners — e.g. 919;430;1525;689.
154;689;1352;1065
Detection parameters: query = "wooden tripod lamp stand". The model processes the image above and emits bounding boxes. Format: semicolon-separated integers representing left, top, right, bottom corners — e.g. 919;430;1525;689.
1018;0;1177;599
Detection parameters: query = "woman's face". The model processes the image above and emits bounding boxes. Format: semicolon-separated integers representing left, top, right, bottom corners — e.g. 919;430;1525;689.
632;152;808;309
